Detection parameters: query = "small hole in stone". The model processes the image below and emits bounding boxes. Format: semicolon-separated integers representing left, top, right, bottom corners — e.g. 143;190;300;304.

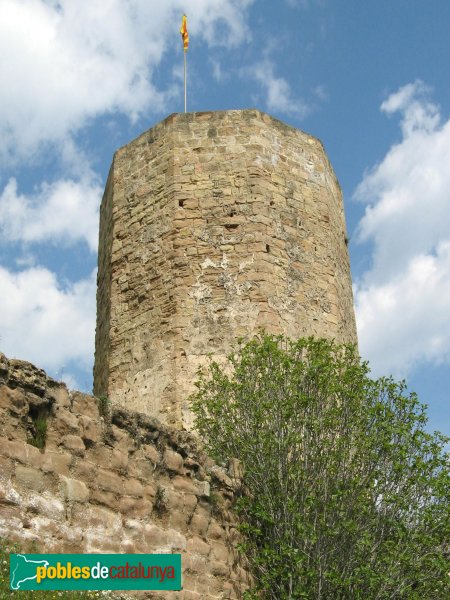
229;209;237;217
179;199;185;208
266;244;270;253
270;201;274;206
225;223;239;230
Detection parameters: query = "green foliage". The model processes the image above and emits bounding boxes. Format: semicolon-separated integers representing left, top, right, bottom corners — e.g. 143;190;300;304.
28;414;47;449
191;335;450;600
97;396;110;419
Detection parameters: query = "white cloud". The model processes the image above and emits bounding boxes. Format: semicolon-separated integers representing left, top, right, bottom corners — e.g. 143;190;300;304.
0;176;101;252
354;81;450;376
380;81;440;137
0;266;96;373
0;0;253;164
210;58;226;83
245;60;310;117
355;242;450;377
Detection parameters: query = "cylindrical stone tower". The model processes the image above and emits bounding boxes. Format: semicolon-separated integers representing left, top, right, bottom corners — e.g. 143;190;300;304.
94;110;357;428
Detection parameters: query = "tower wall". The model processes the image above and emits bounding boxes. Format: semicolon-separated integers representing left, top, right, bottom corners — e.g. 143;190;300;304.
94;110;357;428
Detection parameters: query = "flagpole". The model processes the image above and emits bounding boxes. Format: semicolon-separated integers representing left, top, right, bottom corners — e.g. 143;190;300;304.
184;50;187;113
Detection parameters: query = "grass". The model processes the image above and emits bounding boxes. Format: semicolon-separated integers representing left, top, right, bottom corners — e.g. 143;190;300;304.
97;396;110;419
27;414;47;450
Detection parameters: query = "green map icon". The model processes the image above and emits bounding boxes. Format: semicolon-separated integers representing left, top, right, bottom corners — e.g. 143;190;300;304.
10;554;49;590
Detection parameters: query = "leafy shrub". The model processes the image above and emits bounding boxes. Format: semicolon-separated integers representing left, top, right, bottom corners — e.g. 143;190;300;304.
191;335;450;599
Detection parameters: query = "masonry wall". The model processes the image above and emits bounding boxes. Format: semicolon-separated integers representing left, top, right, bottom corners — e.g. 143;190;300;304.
94;110;357;428
0;353;249;599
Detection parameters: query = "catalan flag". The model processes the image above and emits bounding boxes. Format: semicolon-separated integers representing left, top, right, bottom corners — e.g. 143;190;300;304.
180;14;189;51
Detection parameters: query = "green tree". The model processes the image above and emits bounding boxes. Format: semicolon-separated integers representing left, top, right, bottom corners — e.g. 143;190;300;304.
191;335;449;600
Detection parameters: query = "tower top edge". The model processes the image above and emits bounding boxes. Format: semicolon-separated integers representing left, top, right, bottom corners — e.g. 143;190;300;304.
115;108;325;156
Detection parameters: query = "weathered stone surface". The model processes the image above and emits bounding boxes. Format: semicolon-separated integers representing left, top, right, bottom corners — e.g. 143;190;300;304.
164;448;184;473
0;439;28;463
71;391;100;419
59;476;89;503
41;450;72;475
78;415;102;445
54;407;80;434
25;492;65;520
0;385;27;414
62;435;86;456
15;465;45;492
95;469;123;495
124;478;144;497
187;535;211;557
93;109;357;429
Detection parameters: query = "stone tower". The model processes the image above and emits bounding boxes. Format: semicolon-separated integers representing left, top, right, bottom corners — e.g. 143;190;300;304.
94;110;357;428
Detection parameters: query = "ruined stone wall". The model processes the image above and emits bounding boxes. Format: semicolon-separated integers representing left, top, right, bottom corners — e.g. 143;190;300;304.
0;353;249;599
94;110;357;429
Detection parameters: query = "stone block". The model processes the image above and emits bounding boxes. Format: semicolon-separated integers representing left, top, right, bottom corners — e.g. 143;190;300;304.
119;496;152;518
0;477;21;505
90;488;118;511
84;530;121;554
131;458;157;480
54;407;80;434
172;476;200;495
88;445;111;466
40;450;72;475
209;560;230;578
143;482;157;500
0;456;15;482
207;521;226;541
47;383;70;408
0;385;27;415
71;392;100;419
15;465;45;492
168;510;189;532
165;490;184;511
26;493;65;520
143;523;169;548
59;476;89;503
189;506;211;536
164;448;184;473
62;434;86;456
24;444;45;469
0;438;28;463
210;541;231;563
96;469;123;495
111;447;128;471
183;493;198;515
73;504;121;532
181;591;203;600
123;478;143;497
72;458;95;483
186;535;211;557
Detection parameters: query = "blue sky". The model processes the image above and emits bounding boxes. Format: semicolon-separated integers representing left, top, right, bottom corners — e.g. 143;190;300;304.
1;0;449;439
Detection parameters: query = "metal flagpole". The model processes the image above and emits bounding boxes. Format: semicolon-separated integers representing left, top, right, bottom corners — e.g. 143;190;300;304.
184;50;187;113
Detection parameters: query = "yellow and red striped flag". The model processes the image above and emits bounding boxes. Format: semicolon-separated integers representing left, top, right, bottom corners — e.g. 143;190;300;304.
180;14;189;51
